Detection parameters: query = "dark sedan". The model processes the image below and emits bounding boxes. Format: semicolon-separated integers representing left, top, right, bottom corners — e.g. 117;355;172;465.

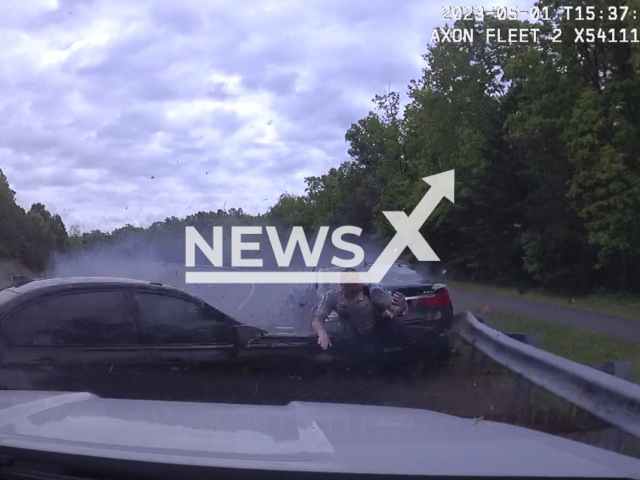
0;277;439;404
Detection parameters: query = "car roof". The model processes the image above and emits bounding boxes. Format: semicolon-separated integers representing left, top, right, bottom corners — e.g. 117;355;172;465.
2;277;167;295
315;262;431;287
380;264;431;286
0;277;173;311
0;276;249;328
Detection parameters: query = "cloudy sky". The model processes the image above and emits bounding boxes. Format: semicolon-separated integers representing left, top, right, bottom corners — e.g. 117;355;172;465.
0;0;519;232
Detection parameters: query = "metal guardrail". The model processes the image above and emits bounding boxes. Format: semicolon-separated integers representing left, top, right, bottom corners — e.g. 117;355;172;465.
454;311;640;439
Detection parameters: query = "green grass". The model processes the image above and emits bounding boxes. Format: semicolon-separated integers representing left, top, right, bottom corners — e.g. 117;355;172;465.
485;309;640;384
446;279;640;322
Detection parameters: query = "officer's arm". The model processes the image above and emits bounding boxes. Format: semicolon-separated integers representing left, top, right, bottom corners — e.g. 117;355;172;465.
390;294;408;315
371;288;408;316
312;291;337;334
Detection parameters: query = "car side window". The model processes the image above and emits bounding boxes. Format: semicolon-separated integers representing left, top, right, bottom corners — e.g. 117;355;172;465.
43;290;138;346
2;302;52;347
133;292;232;345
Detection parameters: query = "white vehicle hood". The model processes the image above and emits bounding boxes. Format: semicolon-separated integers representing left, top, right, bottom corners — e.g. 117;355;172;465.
0;390;637;477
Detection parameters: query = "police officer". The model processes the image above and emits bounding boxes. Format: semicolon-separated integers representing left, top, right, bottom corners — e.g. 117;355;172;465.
311;268;408;364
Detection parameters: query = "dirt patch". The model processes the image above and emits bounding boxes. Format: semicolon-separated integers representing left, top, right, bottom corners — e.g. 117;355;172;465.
0;260;39;289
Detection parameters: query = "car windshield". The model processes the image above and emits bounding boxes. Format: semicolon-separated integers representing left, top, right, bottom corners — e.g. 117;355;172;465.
1;0;640;475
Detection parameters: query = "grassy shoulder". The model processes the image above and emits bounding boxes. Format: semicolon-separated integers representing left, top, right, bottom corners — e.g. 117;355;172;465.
444;278;640;322
485;309;640;384
0;260;38;289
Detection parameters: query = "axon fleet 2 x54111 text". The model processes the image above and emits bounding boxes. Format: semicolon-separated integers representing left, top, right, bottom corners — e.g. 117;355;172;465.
431;26;640;44
433;5;640;44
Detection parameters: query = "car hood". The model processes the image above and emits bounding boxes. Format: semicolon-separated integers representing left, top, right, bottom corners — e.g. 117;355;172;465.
0;391;637;477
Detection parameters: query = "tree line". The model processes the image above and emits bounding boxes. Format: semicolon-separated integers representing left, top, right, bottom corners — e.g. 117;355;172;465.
0;168;263;272
268;0;640;295
1;0;638;294
0;170;68;273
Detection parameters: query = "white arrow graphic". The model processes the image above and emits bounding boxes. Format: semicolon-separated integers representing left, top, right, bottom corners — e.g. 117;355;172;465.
185;170;455;284
365;169;455;284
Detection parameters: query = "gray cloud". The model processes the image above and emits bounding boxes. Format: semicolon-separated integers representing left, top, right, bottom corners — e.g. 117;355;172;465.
206;82;233;100
0;0;501;232
241;69;299;96
96;109;166;143
207;108;245;136
24;0;99;31
150;5;205;36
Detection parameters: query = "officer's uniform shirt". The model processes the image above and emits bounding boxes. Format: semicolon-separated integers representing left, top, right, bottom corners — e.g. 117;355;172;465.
315;287;400;336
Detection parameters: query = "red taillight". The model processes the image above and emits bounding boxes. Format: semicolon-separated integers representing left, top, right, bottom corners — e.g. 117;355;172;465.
419;289;451;308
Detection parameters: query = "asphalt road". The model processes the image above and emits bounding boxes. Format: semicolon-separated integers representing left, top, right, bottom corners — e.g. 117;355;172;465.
411;262;640;345
445;283;640;345
160;234;387;328
168;265;296;328
49;233;640;343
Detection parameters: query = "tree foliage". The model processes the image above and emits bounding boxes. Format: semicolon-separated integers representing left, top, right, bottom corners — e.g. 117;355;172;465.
268;1;640;294
2;0;639;294
0;172;69;272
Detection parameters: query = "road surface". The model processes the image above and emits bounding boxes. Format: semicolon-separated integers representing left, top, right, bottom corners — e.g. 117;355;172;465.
49;233;640;343
411;264;640;345
449;284;640;344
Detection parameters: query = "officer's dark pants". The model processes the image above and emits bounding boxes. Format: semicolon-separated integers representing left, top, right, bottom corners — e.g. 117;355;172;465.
335;328;386;372
342;323;423;371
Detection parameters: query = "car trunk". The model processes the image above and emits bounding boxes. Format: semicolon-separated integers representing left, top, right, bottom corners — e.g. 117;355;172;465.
381;283;453;330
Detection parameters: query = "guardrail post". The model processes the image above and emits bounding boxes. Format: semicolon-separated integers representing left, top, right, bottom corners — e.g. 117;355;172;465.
506;333;539;412
591;361;631;381
468;315;493;373
590;361;631;453
468;347;484;374
460;312;640;445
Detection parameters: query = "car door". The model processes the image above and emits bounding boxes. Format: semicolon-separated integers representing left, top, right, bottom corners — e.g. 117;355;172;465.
0;299;54;391
130;289;237;367
131;289;278;403
0;288;151;397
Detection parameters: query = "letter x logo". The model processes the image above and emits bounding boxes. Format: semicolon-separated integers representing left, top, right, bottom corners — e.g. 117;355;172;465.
367;170;455;283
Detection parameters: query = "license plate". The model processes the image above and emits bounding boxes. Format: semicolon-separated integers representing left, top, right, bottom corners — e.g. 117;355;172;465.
408;300;421;311
406;309;442;321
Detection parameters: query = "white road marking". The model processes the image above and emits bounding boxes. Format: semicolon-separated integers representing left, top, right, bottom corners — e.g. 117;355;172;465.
235;273;255;313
